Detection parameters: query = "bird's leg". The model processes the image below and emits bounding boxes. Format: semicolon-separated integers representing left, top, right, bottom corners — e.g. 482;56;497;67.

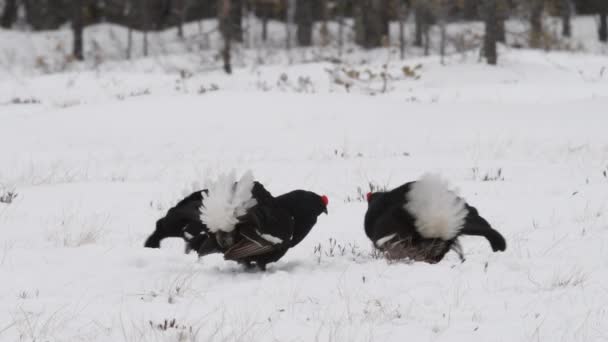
239;261;255;270
185;233;207;254
197;236;221;257
451;240;466;263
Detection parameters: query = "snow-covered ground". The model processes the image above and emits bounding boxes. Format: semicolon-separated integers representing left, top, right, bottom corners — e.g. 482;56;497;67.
1;17;608;342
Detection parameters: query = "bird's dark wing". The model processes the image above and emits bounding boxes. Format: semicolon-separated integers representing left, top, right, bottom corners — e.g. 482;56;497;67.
367;203;418;247
223;233;276;260
145;190;208;248
224;205;294;261
364;183;414;239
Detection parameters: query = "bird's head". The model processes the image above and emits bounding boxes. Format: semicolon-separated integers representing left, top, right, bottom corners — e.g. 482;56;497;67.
366;191;384;204
276;190;328;219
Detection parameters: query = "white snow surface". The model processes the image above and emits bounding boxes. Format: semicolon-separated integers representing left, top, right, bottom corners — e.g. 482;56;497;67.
405;173;468;240
1;19;608;342
200;170;257;233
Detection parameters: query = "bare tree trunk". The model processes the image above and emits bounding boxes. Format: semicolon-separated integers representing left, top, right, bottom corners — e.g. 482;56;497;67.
600;3;608;42
72;1;84;61
320;0;329;46
560;0;571;37
354;0;365;46
127;28;133;59
143;33;149;56
398;0;406;59
483;0;498;65
463;0;479;20
496;0;506;42
497;19;505;42
355;0;389;48
1;0;17;28
529;0;544;49
338;0;345;55
246;0;253;48
286;0;295;50
176;0;190;39
141;0;149;57
374;0;389;46
261;2;269;42
219;0;232;74
125;1;133;59
414;0;429;48
177;20;184;39
231;0;243;42
438;1;447;64
296;0;313;46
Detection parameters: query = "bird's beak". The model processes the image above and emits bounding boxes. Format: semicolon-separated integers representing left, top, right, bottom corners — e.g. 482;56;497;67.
323;207;328;215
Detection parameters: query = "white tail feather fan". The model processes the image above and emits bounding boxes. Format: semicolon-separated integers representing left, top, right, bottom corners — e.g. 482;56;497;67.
404;173;468;240
199;170;258;233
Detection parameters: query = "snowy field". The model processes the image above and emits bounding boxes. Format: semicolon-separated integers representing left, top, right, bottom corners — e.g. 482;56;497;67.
1;17;608;342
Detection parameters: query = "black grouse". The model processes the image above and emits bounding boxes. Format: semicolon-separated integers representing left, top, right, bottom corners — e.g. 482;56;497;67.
216;190;328;270
364;174;506;263
144;171;328;270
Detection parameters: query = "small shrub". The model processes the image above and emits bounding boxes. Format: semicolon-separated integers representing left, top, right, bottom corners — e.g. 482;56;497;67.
472;167;504;182
116;89;151;101
0;185;18;204
313;238;375;265
148;318;201;342
47;213;109;247
326;63;421;95
198;84;220;94
314;238;349;262
550;269;587;289
9;97;41;105
276;73;315;93
333;148;364;159
345;182;389;203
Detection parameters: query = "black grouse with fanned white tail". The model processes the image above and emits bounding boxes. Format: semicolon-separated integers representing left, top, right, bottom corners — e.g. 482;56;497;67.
364;174;506;263
144;171;328;270
217;190;328;270
197;171;328;270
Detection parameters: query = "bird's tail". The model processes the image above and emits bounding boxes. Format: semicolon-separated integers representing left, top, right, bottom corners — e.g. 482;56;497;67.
460;208;506;252
144;232;161;248
404;173;468;240
199;170;258;233
144;219;170;248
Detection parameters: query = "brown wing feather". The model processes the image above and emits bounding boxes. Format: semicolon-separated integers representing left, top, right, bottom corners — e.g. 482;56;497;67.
224;239;275;260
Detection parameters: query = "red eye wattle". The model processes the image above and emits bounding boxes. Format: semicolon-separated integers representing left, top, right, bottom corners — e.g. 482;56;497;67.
321;195;329;206
366;192;372;202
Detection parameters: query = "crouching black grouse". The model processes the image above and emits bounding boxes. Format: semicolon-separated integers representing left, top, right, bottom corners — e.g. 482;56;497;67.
197;171;328;270
144;171;328;271
364;174;506;263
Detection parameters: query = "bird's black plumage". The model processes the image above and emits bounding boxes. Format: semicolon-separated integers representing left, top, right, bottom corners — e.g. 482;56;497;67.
206;189;328;270
364;178;506;263
144;190;207;250
144;181;273;251
144;182;327;271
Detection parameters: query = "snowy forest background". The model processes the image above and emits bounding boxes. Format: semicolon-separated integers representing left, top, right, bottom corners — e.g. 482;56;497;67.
0;0;607;72
1;1;608;342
